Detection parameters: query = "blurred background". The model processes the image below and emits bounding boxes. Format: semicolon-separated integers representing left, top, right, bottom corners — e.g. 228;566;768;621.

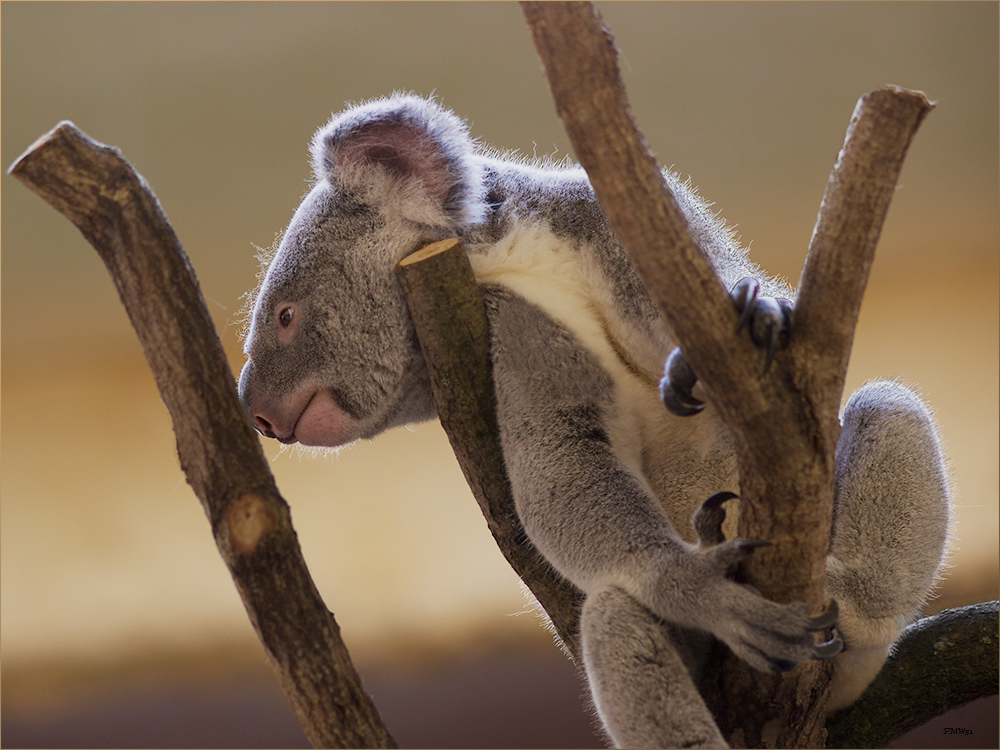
2;2;996;748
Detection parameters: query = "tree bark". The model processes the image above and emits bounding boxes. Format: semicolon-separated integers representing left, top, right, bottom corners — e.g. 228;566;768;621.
826;601;999;748
8;122;396;750
520;1;934;746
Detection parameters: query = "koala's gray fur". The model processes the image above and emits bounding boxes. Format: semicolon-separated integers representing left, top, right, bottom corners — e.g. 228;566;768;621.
239;93;951;748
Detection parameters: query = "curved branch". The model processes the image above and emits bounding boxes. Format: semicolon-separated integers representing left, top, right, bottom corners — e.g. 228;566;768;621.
826;601;999;748
9;122;396;749
520;1;744;393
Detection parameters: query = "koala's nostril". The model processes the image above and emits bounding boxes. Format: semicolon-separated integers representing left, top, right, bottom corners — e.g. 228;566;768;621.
253;415;276;438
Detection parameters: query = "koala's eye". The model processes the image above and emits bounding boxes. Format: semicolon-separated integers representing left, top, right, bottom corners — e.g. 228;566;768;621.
278;306;294;328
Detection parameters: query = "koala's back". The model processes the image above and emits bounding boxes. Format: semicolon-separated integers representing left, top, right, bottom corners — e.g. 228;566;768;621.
463;156;750;537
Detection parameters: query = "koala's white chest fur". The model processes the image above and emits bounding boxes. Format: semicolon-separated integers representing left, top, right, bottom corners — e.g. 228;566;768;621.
469;224;740;542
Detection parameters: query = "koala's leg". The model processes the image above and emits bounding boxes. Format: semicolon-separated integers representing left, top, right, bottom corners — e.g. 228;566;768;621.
582;586;727;749
825;379;951;710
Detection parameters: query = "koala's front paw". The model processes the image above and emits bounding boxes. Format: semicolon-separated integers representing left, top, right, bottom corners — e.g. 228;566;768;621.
708;572;843;673
659;278;794;416
682;492;843;671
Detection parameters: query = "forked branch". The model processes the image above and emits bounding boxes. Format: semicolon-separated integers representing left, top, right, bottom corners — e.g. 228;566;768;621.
520;1;933;746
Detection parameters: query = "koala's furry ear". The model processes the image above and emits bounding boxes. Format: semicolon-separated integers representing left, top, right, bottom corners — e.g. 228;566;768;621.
311;94;487;227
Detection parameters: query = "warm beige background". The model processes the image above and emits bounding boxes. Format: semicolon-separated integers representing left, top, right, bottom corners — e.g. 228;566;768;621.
2;2;997;746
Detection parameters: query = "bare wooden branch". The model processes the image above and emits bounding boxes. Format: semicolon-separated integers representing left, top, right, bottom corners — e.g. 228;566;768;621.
826;601;999;748
794;86;935;432
8;122;396;750
520;2;933;746
397;239;585;659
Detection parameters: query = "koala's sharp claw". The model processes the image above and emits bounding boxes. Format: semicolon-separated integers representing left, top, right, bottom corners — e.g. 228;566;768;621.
732;277;760;334
806;599;839;631
806;600;843;659
661;385;705;417
693;491;737;546
660;348;705;416
813;632;844;659
749;297;794;374
731;277;794;375
703;491;738;512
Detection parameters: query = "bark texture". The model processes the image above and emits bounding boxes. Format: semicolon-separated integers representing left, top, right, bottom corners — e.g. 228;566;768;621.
825;601;999;748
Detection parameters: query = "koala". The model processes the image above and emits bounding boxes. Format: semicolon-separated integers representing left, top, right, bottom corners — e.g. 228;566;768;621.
239;94;951;748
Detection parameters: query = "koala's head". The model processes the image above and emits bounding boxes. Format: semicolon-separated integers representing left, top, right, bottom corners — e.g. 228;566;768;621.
239;94;487;447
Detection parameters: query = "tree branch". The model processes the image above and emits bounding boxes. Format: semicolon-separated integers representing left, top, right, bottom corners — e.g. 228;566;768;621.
397;239;585;659
826;601;999;748
520;2;933;746
794;86;935;430
8;122;396;749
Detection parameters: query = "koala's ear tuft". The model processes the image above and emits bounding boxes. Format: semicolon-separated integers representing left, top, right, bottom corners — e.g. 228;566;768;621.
311;94;487;227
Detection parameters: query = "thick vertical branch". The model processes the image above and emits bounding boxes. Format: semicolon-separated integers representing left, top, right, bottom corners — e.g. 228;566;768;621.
9;122;396;750
520;2;754;404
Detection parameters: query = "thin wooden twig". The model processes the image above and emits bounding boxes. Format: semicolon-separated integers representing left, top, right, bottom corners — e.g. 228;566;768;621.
9;122;396;750
794;86;935;421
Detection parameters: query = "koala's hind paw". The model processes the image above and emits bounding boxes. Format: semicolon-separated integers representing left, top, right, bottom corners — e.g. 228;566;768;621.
729;594;844;672
691;527;845;667
732;277;793;374
659;347;705;416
